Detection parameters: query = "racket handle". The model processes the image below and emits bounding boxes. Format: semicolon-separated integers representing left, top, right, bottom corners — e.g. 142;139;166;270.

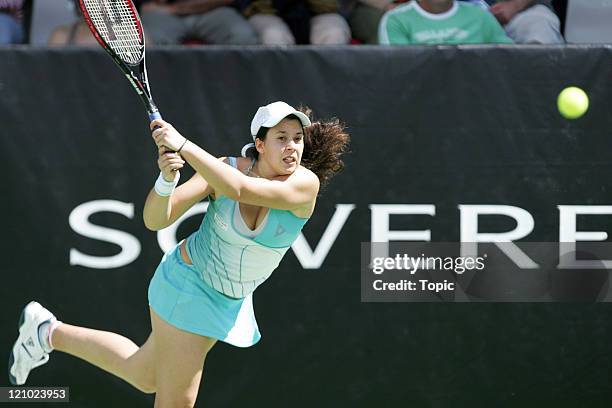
149;111;176;154
149;111;162;122
150;111;163;131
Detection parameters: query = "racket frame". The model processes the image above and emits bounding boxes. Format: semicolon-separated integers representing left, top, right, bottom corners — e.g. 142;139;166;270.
78;0;161;120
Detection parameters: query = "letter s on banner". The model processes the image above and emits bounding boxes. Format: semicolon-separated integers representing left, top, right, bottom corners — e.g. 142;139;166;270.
69;200;141;269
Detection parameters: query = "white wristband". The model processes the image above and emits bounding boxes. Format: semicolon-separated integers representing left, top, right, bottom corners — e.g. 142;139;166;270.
154;171;180;197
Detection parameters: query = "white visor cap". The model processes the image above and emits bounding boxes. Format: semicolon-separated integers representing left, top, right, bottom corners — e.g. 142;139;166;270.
250;101;311;139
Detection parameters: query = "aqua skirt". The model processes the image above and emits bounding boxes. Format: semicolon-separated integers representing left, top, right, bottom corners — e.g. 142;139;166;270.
148;242;261;347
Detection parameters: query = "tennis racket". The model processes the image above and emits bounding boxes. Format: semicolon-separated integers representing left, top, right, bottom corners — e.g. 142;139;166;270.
78;0;161;123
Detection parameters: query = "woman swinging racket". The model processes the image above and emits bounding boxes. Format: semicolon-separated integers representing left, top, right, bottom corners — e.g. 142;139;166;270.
9;101;349;407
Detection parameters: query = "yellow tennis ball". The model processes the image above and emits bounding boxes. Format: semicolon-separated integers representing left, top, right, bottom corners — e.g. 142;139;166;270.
557;87;589;119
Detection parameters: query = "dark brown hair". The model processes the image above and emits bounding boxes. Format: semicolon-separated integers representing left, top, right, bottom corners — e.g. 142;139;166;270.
246;107;350;188
298;107;350;187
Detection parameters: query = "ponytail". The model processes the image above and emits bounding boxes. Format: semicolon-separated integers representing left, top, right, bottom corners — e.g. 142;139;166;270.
299;106;350;188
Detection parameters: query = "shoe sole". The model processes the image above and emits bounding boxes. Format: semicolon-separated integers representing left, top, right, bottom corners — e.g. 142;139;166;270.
7;306;26;385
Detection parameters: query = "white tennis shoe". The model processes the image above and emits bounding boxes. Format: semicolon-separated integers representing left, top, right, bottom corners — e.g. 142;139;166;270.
8;301;56;385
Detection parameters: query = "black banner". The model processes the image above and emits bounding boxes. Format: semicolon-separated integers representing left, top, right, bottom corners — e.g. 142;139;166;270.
2;46;612;406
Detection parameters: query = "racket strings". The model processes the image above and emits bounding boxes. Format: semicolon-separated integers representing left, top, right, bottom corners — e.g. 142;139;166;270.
82;0;143;65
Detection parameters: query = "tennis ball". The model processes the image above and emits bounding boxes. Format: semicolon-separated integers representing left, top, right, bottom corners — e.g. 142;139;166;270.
557;86;589;119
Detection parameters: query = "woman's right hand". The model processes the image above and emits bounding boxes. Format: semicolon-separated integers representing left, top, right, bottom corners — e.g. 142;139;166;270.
158;146;185;182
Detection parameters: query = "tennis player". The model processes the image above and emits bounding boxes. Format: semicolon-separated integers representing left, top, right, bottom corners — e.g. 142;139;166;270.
9;101;349;407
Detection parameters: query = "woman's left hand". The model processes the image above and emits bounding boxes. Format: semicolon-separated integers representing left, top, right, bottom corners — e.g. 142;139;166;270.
150;119;187;152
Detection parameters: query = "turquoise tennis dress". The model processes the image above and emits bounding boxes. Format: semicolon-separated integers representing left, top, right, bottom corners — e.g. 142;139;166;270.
148;157;309;347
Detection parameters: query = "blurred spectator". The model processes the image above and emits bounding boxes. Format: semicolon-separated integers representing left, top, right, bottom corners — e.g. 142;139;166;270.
0;0;24;44
48;1;97;46
479;0;564;44
48;20;97;46
347;0;393;44
239;0;351;44
379;0;512;45
140;0;258;45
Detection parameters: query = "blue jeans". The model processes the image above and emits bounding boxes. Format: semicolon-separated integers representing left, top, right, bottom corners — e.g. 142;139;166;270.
0;13;24;44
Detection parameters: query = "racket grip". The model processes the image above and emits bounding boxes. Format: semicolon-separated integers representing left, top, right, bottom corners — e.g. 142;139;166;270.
149;111;162;122
149;111;176;154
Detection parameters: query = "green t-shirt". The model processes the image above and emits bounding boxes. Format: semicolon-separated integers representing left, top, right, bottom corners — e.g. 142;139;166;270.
379;1;513;45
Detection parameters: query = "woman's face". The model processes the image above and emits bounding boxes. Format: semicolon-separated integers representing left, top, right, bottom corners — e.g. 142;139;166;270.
257;118;304;175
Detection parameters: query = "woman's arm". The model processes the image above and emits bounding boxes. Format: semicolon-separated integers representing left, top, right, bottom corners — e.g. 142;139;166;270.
231;166;319;210
150;120;319;211
142;146;221;231
143;172;213;231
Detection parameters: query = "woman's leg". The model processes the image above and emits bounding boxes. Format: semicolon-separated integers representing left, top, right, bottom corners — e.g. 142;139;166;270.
249;14;296;45
186;7;258;45
310;13;351;45
150;307;216;408
140;9;186;45
9;301;156;392
504;4;564;44
349;3;385;44
52;325;157;394
0;13;24;44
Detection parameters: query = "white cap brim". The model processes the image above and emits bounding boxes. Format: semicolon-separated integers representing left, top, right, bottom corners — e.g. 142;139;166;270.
250;101;312;139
